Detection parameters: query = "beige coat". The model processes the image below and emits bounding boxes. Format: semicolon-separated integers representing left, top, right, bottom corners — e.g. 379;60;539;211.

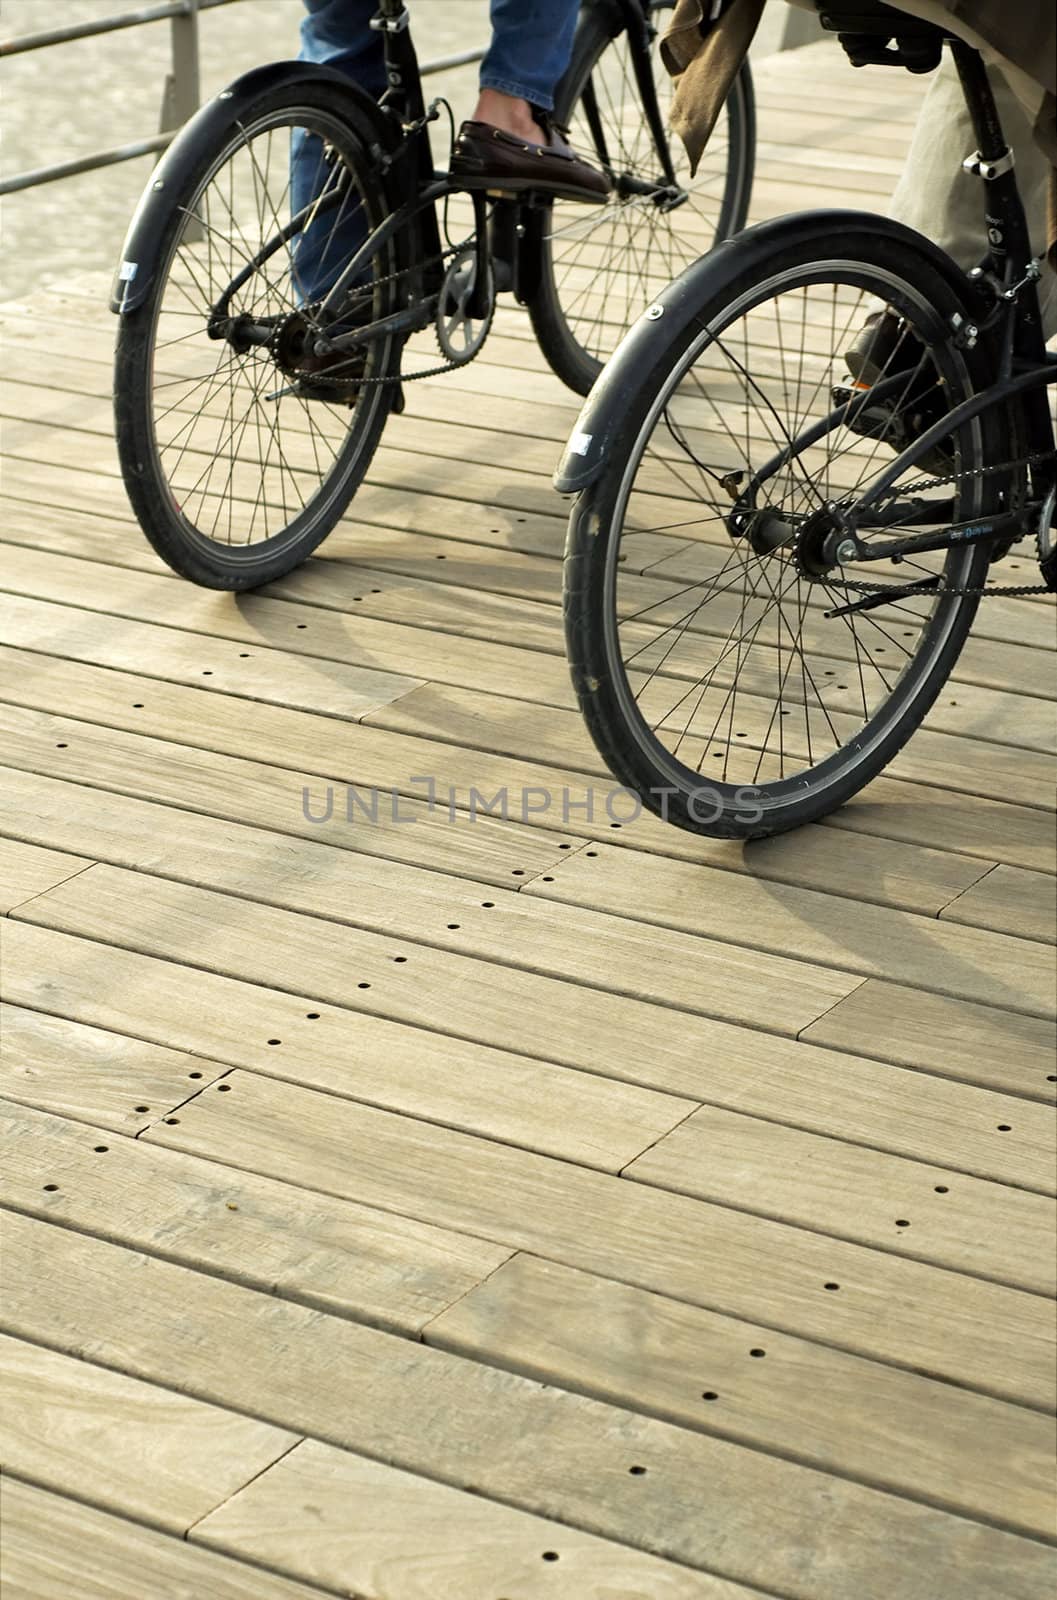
661;0;1056;171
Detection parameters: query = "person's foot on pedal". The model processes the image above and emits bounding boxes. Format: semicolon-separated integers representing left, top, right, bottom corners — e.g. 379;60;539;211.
839;307;953;476
450;88;610;203
845;309;906;386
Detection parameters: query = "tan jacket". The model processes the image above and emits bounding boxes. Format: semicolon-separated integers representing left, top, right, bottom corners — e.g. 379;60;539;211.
661;0;1056;171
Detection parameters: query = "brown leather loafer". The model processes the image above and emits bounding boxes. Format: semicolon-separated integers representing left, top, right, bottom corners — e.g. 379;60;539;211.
450;117;611;204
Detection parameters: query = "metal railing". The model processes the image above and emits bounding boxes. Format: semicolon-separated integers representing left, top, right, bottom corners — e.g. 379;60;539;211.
0;0;486;196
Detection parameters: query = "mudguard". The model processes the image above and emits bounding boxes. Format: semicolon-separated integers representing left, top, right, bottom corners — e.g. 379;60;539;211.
110;61;402;314
552;209;988;494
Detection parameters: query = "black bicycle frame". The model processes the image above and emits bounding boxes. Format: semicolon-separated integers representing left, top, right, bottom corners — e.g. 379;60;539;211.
580;0;678;187
372;0;444;287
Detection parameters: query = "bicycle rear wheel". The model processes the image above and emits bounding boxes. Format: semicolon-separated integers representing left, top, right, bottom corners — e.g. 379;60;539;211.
564;220;1012;837
529;0;755;395
114;79;398;590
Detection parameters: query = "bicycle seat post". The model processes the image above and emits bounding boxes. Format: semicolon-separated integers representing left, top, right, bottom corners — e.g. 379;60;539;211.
950;43;1026;251
370;1;443;286
371;2;422;123
949;39;1044;368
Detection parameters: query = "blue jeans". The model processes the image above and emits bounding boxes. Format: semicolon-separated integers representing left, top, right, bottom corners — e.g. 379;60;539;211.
292;0;580;299
298;0;580;111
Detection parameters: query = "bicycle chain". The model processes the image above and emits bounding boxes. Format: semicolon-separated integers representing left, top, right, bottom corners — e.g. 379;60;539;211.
823;449;1056;598
294;236;485;391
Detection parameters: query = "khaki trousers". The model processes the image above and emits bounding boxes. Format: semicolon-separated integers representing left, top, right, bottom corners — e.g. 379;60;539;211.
785;0;1056;332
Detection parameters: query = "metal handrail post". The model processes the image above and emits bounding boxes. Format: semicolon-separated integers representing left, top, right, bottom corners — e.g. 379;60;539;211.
159;0;202;237
161;0;200;132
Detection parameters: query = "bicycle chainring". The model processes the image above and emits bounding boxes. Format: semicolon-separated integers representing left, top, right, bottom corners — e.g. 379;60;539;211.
436;246;495;364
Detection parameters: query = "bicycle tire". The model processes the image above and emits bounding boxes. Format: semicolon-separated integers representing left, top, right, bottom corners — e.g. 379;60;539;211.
528;0;755;396
564;217;1011;838
114;78;399;590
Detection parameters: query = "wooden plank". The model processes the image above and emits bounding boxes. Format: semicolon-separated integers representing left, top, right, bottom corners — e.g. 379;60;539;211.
3;629;1053;882
0;1003;226;1133
195;1435;752;1599
0;593;424;723
803;980;1057;1101
2;535;1050;735
4;648;1051;896
5;916;1048;1185
0;756;861;1035
940;864;1057;943
4;396;1052;661
8;426;1050;680
824;773;1057;873
0;1333;296;1532
3;416;1053;710
523;841;1057;1019
0;922;694;1174
10;859;860;1050
0;696;1007;922
0;707;580;890
4;1213;1053;1600
0;1480;333;1600
138;1068;1056;1408
0;837;88;915
3;762;1047;1059
372;682;1057;889
0;566;574;714
624;1105;1056;1294
427;1254;1057;1539
2;1104;512;1335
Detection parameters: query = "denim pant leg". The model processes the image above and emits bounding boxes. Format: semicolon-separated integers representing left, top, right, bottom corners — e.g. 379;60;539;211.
291;0;385;301
480;0;581;111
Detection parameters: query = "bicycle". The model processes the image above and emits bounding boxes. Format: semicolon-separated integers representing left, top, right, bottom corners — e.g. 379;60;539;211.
110;0;754;590
557;0;1056;840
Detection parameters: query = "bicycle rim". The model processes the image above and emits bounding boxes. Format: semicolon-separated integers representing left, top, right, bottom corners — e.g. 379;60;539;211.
590;254;997;832
130;100;393;568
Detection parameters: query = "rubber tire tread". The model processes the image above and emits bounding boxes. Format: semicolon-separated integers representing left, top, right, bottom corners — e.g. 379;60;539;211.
563;221;1007;838
114;78;397;591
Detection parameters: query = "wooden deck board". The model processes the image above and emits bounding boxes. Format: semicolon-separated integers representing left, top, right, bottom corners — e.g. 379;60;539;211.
428;1254;1057;1537
4;1103;514;1335
194;1436;755;1599
0;1480;335;1600
0;1334;297;1532
4;1213;1055;1600
1;36;1054;1596
0;1002;229;1133
134;1070;1056;1408
4;919;1049;1178
0;836;91;914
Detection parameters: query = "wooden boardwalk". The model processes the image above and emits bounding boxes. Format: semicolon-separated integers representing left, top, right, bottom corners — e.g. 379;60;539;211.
2;40;1055;1600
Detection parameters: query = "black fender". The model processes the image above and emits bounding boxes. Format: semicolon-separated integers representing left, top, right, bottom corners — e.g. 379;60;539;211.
110;61;402;314
553;209;989;494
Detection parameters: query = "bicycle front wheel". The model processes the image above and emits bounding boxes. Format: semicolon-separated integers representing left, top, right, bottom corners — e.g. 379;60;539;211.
114;79;398;590
564;219;1012;838
529;0;755;395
